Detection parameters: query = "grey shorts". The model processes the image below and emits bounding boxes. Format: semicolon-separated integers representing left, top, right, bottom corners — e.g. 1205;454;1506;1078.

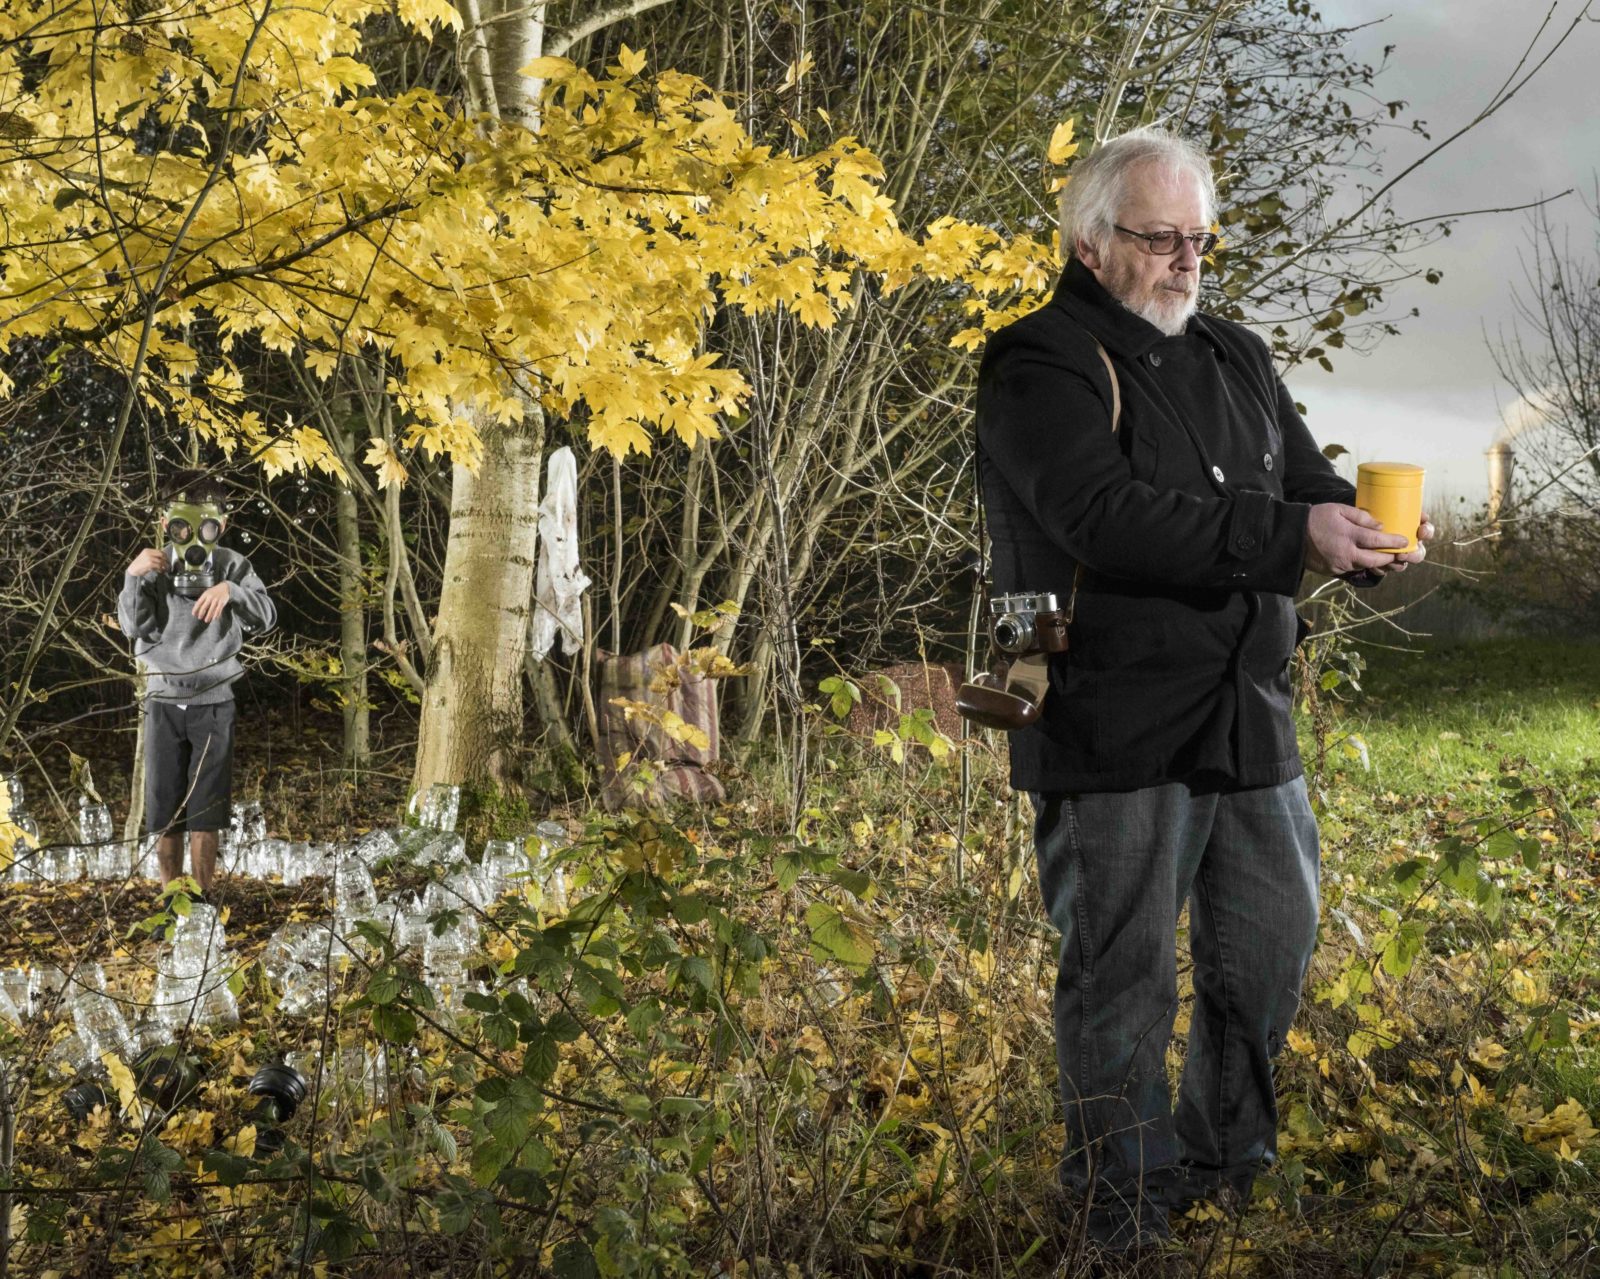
144;700;236;834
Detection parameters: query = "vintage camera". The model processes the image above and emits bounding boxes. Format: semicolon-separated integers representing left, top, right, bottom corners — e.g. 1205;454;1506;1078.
988;592;1070;656
164;498;224;598
956;591;1071;731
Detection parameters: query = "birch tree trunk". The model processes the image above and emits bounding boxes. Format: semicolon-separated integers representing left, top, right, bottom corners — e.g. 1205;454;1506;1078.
411;4;548;792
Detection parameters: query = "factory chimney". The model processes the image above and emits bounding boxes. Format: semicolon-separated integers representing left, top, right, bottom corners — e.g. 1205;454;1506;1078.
1486;440;1516;527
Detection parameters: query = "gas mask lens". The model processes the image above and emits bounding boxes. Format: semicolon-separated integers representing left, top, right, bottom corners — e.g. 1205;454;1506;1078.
168;517;193;543
199;517;221;543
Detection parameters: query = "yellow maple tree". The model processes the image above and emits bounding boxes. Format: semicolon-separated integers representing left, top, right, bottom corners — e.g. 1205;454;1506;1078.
0;3;1064;486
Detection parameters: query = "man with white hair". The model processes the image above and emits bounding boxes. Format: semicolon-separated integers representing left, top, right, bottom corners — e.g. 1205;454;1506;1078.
975;126;1432;1266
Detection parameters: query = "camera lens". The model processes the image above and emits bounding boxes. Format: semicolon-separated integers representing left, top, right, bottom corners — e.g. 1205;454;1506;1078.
993;614;1033;653
168;518;192;543
199;517;221;542
184;545;207;567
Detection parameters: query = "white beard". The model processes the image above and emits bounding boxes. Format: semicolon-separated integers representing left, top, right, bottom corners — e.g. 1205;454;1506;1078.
1121;287;1198;337
1096;254;1200;337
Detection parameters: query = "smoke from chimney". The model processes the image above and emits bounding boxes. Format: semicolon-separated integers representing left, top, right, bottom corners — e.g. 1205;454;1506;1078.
1493;390;1548;448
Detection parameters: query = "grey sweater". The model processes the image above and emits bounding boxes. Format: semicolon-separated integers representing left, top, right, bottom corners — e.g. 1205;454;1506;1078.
117;546;277;703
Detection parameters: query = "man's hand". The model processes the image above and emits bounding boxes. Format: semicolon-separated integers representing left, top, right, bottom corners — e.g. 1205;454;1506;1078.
192;580;231;623
1369;513;1435;576
127;548;166;578
1304;504;1413;575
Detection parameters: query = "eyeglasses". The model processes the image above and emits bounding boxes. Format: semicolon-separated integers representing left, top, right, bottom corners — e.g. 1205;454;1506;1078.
1113;225;1220;256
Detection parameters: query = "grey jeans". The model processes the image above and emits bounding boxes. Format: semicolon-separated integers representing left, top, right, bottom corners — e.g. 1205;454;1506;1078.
1029;776;1321;1249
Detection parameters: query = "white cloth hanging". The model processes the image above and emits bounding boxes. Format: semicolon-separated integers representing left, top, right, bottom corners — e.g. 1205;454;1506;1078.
529;446;591;660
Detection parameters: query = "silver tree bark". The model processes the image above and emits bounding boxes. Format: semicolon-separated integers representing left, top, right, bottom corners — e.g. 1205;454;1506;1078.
410;4;550;791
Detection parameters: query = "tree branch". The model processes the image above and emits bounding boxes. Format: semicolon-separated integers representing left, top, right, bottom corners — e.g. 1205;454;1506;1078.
544;0;681;61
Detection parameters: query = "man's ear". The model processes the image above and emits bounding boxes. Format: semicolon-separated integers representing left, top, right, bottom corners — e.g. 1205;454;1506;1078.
1074;235;1102;271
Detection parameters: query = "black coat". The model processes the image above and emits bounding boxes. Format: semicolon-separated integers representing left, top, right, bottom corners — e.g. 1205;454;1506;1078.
976;257;1357;793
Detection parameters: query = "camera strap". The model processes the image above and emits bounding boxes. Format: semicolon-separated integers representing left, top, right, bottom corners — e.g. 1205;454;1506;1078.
958;332;1122;732
1063;339;1121;624
969;332;1121;638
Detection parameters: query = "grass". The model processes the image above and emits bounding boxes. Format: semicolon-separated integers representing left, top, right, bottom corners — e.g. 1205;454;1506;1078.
1341;638;1600;792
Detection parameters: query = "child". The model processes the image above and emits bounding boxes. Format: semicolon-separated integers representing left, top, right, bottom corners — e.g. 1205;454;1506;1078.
118;471;276;893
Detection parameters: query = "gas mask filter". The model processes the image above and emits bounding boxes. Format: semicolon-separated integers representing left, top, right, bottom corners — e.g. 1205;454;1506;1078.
163;497;225;598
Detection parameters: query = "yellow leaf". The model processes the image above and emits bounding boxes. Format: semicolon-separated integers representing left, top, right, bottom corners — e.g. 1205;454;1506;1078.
363;437;409;490
230;1124;258;1158
323;56;376;94
1520;1098;1598;1152
102;1051;141;1121
396;0;462;32
518;56;574;80
614;45;647;78
1286;1027;1316;1055
658;710;711;751
1507;968;1541;1005
779;52;815;92
792;289;837;329
1046;118;1079;166
794;1025;833;1064
165;1108;216;1152
589;414;652;458
150;1218;204;1246
304;348;339;379
1469;1038;1508;1072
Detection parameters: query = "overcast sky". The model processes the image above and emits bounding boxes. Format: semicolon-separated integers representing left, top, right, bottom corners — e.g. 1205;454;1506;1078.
1279;0;1597;506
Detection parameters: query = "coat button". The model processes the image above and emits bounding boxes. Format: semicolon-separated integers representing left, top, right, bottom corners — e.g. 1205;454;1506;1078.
1263;453;1274;471
1237;534;1256;550
1212;464;1225;483
1148;352;1162;367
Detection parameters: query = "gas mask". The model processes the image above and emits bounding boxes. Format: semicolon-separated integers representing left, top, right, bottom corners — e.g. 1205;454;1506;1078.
163;498;225;598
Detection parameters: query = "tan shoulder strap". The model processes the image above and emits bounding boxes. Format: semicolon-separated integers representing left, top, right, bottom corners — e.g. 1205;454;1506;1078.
1095;339;1122;433
1064;340;1121;623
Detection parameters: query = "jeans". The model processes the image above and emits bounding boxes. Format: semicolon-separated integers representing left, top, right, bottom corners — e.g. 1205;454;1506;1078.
1029;776;1321;1249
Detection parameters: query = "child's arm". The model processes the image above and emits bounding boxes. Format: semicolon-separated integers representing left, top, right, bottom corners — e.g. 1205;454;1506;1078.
118;551;170;642
226;557;278;636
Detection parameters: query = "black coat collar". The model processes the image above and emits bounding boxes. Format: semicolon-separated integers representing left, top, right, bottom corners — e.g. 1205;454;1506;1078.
1049;256;1227;361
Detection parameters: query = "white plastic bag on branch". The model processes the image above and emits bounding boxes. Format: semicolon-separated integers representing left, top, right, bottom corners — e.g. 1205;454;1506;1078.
530;446;591;660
